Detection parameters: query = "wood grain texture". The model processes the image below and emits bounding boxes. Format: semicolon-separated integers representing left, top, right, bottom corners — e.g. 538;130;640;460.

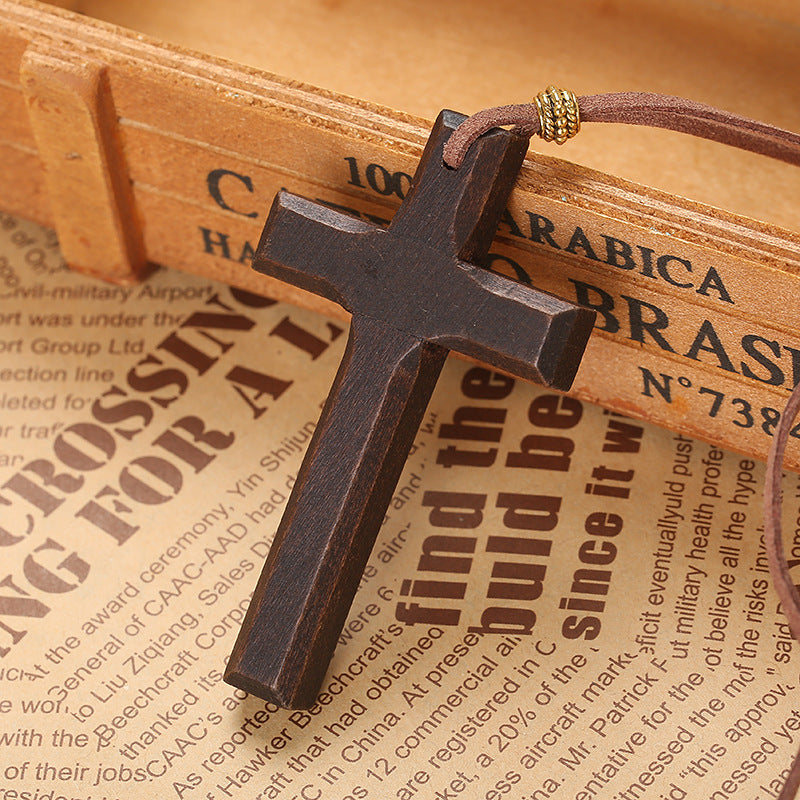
20;45;146;281
224;112;594;707
4;1;800;467
68;0;800;231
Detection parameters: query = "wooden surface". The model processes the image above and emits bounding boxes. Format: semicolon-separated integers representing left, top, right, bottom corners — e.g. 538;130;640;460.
20;44;147;281
2;0;800;469
224;112;593;707
54;0;800;232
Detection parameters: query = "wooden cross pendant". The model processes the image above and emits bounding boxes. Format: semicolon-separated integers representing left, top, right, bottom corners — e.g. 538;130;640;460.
225;110;595;708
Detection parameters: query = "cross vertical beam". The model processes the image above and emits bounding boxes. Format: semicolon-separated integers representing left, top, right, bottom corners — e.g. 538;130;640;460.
228;316;445;707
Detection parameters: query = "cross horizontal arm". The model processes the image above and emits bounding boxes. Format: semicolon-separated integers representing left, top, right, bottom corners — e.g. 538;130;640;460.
314;235;594;391
425;259;596;390
254;191;382;309
225;314;447;707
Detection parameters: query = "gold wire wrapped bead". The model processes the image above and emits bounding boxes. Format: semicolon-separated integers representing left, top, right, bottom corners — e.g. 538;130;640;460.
534;86;580;144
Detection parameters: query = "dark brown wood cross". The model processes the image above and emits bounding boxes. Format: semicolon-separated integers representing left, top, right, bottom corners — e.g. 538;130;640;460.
225;111;595;708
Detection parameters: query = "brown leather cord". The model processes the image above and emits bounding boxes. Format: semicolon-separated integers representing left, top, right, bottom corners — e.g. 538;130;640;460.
442;92;800;169
446;91;800;798
765;381;800;800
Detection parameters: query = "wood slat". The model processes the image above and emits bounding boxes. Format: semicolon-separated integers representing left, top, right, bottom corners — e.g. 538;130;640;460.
0;83;35;148
20;45;146;281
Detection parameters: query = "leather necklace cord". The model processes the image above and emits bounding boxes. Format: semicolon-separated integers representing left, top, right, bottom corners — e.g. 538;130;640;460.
442;91;800;168
446;89;800;799
765;381;800;800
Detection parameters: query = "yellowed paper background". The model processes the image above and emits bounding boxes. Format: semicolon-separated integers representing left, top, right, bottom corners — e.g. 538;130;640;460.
0;213;797;800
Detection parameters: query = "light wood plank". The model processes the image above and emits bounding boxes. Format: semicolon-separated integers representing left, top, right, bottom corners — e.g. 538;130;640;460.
3;0;800;466
20;46;146;281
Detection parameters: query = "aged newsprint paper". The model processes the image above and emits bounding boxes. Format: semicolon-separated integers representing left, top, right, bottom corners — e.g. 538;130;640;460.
0;213;798;800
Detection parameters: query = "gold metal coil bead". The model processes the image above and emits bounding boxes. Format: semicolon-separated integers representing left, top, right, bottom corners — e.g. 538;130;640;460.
534;86;580;144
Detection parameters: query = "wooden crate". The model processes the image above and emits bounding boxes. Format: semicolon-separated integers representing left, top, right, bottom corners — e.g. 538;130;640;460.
3;0;800;466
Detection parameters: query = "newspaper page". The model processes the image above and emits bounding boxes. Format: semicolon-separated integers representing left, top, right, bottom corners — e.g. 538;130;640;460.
0;212;797;800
